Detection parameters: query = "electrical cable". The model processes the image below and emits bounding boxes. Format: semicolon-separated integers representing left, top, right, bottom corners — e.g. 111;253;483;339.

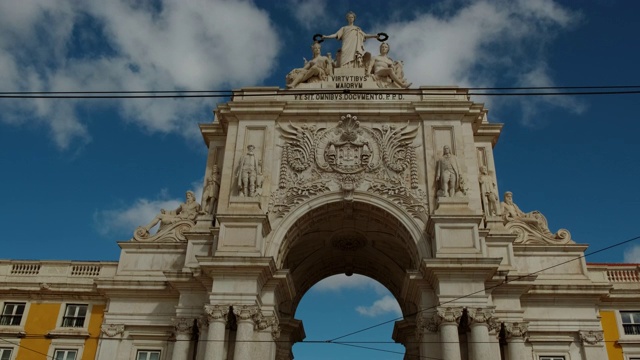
325;234;640;342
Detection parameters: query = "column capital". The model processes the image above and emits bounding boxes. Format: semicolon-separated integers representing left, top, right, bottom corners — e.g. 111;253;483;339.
437;306;464;323
173;317;194;336
197;315;209;331
204;304;231;323
504;321;528;339
416;312;441;338
100;323;125;338
233;304;260;321
254;311;281;340
579;330;603;346
467;307;498;331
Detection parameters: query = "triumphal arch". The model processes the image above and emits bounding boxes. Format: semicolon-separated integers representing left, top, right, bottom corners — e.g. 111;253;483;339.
99;14;610;360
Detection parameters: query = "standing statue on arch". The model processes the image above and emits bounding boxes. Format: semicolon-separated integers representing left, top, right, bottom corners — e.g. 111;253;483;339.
436;145;464;197
321;11;378;68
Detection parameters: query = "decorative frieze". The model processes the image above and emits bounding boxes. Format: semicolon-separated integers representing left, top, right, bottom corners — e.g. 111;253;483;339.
173;317;194;335
579;330;603;346
100;323;125;338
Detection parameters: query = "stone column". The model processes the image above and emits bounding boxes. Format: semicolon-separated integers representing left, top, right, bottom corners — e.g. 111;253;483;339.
203;305;229;360
467;308;494;360
196;316;209;360
233;305;259;360
437;307;463;360
415;314;442;360
172;318;193;360
504;322;528;360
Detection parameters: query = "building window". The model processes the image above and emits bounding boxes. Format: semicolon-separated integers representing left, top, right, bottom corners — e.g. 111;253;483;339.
137;350;161;360
0;303;25;326
539;357;564;360
621;311;640;335
53;349;77;360
61;304;87;328
0;348;12;360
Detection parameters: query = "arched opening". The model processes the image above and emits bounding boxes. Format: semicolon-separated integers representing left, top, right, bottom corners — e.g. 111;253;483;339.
272;199;425;358
293;274;405;359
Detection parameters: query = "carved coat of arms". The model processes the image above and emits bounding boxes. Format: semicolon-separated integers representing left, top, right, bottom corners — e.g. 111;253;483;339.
269;114;428;223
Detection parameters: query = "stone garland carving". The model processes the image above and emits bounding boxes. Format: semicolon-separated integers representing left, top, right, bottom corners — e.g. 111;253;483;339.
269;114;428;222
579;330;603;345
173;317;194;335
501;191;573;245
100;323;125;338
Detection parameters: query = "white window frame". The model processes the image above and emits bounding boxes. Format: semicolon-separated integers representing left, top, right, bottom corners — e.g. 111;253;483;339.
0;347;13;360
621;311;640;336
0;303;26;327
136;350;162;360
60;304;88;328
52;349;77;360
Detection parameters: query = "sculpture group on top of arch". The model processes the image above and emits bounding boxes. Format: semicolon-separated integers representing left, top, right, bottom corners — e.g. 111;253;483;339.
286;11;411;89
269;114;428;223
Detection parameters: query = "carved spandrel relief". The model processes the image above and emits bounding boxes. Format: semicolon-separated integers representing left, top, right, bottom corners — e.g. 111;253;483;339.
236;145;263;198
133;190;201;242
501;191;573;245
269;114;427;221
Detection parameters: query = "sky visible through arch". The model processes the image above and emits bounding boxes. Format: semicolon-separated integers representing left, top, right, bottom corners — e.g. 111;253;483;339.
1;0;640;359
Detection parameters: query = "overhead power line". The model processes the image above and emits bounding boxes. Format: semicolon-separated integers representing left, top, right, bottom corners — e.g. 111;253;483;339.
325;233;640;343
1;85;640;98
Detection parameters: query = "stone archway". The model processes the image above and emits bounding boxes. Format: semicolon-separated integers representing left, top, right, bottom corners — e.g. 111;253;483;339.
270;196;428;359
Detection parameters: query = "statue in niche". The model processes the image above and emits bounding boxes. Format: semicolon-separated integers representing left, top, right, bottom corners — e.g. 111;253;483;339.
287;42;333;88
478;166;501;216
368;42;411;88
237;145;262;197
435;145;463;197
500;191;573;244
202;165;220;214
140;191;201;234
321;11;378;68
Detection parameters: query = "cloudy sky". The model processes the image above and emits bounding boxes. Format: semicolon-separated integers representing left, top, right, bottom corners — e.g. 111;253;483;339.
1;0;639;359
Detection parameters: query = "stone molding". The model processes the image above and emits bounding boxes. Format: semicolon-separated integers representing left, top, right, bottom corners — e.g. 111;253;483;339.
579;330;603;346
100;323;125;338
173;317;194;335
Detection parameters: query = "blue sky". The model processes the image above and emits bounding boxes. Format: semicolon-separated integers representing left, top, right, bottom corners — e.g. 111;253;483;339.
1;0;639;359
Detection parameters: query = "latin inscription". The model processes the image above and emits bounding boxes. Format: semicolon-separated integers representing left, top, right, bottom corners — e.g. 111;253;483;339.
293;93;404;101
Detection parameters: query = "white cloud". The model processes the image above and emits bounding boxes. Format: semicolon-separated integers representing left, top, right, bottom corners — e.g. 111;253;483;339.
365;0;583;122
356;295;402;318
312;274;388;295
623;245;640;263
0;0;280;149
288;0;328;30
